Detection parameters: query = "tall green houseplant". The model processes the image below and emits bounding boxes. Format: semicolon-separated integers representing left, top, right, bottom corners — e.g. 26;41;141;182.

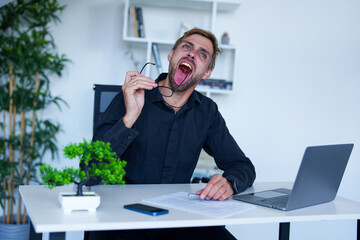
0;0;69;225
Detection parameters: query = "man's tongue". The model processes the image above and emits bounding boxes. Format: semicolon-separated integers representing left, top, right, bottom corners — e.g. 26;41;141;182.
174;65;191;86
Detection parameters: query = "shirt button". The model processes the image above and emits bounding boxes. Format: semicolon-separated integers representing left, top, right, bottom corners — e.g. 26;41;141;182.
127;135;132;139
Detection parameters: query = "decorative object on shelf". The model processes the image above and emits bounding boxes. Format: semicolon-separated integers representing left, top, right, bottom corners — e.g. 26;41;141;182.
221;32;230;45
178;22;194;37
0;1;69;237
125;48;141;70
40;140;127;213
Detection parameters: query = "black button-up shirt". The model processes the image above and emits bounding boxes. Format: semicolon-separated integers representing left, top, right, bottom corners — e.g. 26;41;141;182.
93;73;255;193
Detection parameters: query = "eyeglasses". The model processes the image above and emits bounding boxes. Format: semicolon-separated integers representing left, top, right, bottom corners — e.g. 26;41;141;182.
139;62;155;74
139;62;188;98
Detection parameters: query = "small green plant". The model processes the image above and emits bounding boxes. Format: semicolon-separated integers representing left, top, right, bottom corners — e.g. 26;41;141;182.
40;140;126;196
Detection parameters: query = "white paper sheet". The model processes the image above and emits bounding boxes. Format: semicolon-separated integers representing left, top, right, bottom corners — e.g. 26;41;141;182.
143;192;255;218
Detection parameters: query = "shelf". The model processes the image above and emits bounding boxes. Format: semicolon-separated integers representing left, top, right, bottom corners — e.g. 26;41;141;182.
123;37;237;51
123;37;175;46
196;88;233;96
122;0;240;97
128;0;241;12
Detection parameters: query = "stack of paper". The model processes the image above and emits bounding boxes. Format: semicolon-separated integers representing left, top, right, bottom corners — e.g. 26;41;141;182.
143;192;255;218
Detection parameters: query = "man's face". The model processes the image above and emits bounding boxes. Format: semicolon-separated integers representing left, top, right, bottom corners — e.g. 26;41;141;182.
167;34;213;92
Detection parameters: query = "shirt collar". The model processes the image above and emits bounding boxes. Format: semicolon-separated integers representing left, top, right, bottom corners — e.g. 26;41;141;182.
148;73;201;107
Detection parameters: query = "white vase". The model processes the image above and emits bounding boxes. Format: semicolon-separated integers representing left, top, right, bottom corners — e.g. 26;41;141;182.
58;192;100;213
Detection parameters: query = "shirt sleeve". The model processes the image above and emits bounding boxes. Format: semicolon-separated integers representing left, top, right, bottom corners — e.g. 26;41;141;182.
202;102;256;194
92;92;139;157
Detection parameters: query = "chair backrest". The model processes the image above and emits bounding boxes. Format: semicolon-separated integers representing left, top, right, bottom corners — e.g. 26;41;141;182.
93;84;122;133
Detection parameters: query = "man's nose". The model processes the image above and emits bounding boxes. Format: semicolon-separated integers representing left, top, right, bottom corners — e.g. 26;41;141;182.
187;50;195;59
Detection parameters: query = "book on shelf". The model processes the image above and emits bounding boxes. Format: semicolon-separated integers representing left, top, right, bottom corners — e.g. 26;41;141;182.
128;6;145;38
152;43;163;75
129;6;138;37
135;7;145;38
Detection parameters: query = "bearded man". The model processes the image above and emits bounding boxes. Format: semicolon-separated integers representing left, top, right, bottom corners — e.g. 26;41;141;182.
90;28;256;240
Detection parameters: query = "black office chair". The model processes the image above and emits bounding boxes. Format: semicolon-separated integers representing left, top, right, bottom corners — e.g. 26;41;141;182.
93;84;122;133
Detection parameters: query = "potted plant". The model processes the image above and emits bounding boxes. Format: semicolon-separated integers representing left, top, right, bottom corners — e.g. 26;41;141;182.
0;0;69;236
40;139;127;213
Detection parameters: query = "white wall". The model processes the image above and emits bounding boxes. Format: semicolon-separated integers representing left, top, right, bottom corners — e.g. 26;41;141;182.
41;0;359;239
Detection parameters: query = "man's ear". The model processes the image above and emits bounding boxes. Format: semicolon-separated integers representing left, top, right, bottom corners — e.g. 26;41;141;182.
201;69;212;80
168;49;174;62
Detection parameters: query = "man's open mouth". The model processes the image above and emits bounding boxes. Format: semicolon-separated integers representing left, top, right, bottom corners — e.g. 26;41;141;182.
174;61;193;86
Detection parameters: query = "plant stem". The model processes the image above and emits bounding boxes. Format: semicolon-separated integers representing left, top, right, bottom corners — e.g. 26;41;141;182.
11;75;17;224
22;71;39;223
2;179;6;224
26;71;39;184
17;111;25;224
6;64;14;224
76;182;83;197
2;109;6;224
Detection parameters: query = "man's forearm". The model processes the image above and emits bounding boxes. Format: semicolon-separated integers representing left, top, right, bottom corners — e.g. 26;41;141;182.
93;118;138;157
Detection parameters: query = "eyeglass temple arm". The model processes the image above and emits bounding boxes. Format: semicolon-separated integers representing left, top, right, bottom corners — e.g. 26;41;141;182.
140;62;156;74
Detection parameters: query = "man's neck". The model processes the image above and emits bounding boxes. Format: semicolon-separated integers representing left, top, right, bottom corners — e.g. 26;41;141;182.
162;76;195;112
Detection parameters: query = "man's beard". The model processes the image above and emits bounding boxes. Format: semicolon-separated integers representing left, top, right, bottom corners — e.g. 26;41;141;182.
168;62;201;93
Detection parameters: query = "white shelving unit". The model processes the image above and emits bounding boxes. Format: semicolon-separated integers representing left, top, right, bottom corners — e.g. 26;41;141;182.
122;0;241;97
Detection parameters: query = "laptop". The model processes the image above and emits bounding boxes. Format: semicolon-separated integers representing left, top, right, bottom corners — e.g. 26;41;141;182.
233;144;354;211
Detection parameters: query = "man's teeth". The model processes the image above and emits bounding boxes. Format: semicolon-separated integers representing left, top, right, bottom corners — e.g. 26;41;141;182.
181;62;192;70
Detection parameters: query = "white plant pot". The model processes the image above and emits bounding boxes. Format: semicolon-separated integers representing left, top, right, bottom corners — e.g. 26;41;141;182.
58;192;100;213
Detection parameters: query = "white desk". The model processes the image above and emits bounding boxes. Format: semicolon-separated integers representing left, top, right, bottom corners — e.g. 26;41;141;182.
20;182;360;240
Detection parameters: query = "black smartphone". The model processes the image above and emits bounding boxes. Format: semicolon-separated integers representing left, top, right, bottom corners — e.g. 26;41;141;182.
124;203;169;216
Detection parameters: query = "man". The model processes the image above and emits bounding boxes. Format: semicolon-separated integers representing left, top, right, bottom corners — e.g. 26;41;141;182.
90;28;255;240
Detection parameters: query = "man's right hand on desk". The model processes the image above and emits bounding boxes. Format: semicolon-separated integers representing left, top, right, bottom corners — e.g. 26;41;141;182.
196;174;234;201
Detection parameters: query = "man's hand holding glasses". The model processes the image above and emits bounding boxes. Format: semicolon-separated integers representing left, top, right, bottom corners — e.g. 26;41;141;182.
122;62;157;128
122;62;188;128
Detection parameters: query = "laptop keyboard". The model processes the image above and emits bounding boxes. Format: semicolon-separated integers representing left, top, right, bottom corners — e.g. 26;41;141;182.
259;195;290;209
